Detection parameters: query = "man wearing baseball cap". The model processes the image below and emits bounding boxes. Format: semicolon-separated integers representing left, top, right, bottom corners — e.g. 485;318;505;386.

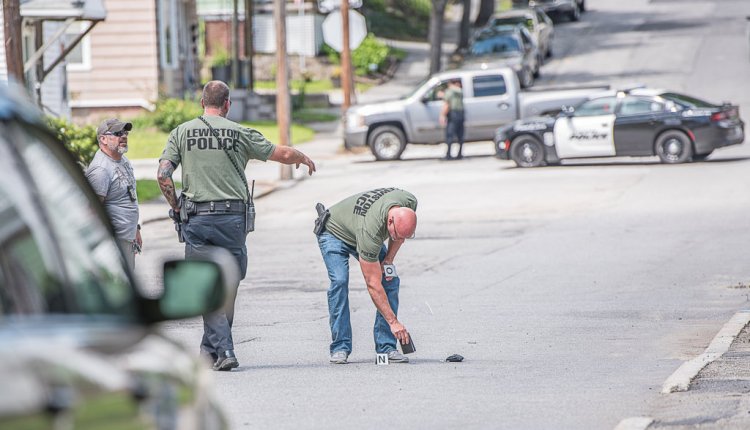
85;118;142;269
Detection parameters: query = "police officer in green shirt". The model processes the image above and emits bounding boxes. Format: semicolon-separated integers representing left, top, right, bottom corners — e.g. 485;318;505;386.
440;78;465;160
157;80;316;371
317;188;417;364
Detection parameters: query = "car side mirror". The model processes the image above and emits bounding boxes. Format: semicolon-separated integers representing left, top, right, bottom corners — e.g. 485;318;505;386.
158;260;225;320
142;247;240;323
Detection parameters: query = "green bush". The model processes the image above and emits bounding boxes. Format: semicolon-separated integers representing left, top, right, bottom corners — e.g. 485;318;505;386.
323;35;391;76
352;34;390;75
361;0;429;40
46;116;98;167
153;98;202;133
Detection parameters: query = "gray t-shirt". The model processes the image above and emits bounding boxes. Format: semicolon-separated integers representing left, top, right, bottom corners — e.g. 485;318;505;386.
85;150;139;241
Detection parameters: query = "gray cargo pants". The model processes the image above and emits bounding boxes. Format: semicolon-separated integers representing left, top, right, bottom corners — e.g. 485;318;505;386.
183;213;248;359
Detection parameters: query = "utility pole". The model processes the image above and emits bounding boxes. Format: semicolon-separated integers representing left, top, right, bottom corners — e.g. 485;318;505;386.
244;0;254;91
340;0;352;111
232;0;241;87
274;0;292;180
4;0;25;85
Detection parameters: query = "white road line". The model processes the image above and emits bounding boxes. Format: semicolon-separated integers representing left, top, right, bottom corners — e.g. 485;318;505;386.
661;310;750;394
614;417;654;430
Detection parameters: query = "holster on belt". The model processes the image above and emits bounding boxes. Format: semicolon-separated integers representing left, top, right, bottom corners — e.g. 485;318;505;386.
313;203;330;236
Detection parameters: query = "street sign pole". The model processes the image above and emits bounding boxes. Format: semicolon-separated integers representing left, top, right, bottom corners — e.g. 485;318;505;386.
340;0;352;111
274;0;292;180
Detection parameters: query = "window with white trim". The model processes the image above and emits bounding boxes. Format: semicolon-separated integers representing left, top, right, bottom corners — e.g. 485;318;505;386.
65;22;91;71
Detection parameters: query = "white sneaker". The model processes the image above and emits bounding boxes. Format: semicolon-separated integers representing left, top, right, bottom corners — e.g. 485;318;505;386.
387;350;409;363
330;350;349;364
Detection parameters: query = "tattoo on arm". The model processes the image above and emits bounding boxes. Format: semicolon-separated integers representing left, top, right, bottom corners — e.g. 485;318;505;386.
157;160;179;210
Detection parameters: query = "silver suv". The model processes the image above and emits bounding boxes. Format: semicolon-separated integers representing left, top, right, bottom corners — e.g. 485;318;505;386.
0;84;231;429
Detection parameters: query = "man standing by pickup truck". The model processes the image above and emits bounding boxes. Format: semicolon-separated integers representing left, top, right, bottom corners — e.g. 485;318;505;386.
440;79;465;160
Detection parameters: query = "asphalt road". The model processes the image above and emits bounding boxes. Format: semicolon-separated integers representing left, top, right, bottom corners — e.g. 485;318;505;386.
136;0;750;428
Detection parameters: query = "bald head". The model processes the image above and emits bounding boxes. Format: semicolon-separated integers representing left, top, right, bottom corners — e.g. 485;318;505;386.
202;80;230;109
388;207;417;240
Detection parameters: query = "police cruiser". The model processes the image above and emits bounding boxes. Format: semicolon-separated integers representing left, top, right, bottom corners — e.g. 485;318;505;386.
494;88;745;167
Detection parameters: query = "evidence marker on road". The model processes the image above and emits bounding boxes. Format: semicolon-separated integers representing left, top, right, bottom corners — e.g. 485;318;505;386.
376;353;389;365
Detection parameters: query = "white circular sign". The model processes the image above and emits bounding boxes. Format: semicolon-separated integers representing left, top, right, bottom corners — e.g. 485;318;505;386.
322;10;367;53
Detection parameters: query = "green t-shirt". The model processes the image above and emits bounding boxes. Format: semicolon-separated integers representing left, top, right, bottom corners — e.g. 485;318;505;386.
445;87;464;111
325;188;418;262
160;116;275;202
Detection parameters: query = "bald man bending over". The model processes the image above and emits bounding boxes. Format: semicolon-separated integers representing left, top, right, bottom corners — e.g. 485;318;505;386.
316;188;417;364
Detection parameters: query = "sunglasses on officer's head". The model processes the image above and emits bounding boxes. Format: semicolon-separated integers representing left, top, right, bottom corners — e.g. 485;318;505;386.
105;130;128;137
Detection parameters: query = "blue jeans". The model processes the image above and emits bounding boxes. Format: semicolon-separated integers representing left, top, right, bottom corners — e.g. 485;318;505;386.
317;231;400;354
183;213;248;359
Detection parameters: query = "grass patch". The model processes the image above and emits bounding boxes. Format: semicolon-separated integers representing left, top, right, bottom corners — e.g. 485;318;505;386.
127;122;315;160
136;179;181;202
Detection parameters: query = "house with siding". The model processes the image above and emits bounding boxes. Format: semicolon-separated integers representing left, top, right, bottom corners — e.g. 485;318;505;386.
1;0;199;123
68;0;200;122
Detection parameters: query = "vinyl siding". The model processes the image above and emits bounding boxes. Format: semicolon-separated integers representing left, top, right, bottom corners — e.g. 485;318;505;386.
67;0;159;108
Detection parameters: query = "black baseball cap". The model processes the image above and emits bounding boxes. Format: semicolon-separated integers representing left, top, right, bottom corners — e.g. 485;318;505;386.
97;118;133;137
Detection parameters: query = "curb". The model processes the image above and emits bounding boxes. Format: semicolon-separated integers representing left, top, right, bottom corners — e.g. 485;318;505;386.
661;310;750;393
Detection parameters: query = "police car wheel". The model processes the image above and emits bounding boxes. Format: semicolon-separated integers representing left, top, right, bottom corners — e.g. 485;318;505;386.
510;135;545;168
369;125;407;161
655;130;693;164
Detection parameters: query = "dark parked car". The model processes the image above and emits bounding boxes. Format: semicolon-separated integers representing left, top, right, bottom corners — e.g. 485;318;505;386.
486;8;555;59
462;25;541;88
527;0;584;22
0;84;234;429
494;88;745;167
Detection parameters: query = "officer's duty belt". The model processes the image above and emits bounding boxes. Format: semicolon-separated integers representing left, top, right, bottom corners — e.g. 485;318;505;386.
193;200;245;215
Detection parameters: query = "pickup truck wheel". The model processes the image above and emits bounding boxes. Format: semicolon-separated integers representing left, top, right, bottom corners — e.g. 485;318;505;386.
369;125;406;161
510;135;545;167
655;130;692;164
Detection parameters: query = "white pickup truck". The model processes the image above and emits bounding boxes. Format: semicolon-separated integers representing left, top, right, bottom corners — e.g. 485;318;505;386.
344;67;610;160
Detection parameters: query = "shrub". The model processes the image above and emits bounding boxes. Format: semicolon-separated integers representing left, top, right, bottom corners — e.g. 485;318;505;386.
153;98;202;133
211;46;231;68
323;35;391;76
352;34;390;75
46;116;98;167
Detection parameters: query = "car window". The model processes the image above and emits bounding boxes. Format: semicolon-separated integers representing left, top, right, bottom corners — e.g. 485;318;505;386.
423;80;451;102
659;92;717;108
0;122;136;318
574;97;618;117
491;16;535;31
471;75;507;97
0;137;67;315
470;34;522;56
618;97;665;116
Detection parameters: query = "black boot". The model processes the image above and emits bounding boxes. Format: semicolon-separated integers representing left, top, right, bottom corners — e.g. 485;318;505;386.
213;350;239;371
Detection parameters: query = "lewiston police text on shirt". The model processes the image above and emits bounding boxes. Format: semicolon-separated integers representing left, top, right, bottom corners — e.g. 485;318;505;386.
186;128;241;151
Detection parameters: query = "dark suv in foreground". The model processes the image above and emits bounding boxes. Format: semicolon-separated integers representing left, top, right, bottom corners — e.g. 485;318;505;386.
0;84;232;429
